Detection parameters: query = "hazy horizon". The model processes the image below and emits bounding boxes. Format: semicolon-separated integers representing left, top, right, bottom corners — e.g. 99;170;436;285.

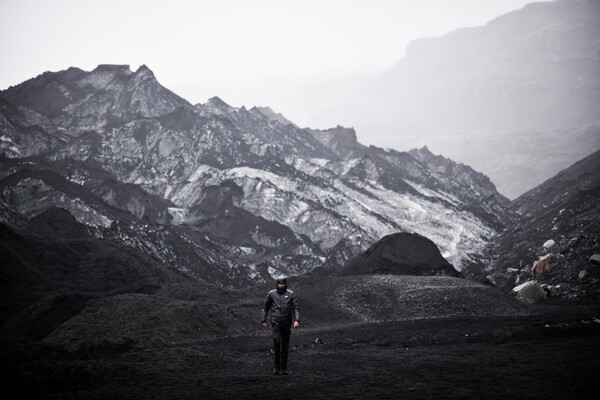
1;0;547;133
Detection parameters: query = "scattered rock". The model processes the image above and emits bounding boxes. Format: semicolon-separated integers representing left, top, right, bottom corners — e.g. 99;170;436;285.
568;237;582;248
579;270;589;280
512;281;547;303
541;284;563;297
532;258;553;275
543;240;556;249
590;254;600;266
532;253;564;275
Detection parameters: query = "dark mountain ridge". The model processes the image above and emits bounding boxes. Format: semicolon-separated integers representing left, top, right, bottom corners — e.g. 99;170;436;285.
0;63;511;279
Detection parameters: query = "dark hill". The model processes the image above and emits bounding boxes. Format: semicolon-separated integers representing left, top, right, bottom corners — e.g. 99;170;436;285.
25;207;90;240
336;232;460;277
0;213;256;346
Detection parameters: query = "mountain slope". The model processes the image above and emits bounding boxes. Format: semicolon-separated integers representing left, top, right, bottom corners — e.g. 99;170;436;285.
0;64;512;279
467;149;600;299
312;0;600;199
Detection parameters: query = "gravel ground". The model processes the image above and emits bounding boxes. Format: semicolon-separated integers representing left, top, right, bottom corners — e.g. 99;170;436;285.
3;301;600;400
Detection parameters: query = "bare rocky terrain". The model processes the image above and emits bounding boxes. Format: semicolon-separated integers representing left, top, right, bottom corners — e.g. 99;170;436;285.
2;229;599;400
1;6;599;396
2;160;599;399
2;294;599;400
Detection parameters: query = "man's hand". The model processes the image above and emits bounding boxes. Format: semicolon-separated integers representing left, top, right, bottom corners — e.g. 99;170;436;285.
261;322;268;328
293;321;299;329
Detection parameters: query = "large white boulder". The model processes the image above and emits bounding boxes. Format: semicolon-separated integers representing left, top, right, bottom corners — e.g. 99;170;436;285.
512;281;547;303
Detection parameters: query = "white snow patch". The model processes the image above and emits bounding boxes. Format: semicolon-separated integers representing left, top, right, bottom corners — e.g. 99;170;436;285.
310;158;329;167
134;176;151;185
339;158;362;175
268;266;278;278
168;207;188;225
164;185;173;198
188;165;214;182
239;246;254;255
71;198;113;228
227;167;298;193
0;135;20;155
0;135;17;145
405;180;462;205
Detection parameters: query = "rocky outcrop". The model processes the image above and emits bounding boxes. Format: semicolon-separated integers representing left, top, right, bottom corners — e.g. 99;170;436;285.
512;281;547;304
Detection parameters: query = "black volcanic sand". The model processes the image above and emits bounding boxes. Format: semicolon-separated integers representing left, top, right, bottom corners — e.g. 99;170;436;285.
3;302;600;400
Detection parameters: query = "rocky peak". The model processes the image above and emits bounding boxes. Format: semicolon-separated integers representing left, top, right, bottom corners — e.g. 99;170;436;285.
57;67;87;82
248;106;270;121
254;106;298;127
77;64;134;90
408;146;435;163
133;64;156;82
1;69;84;117
309;125;364;158
207;96;231;109
93;64;133;75
135;64;151;73
197;96;236;117
409;146;502;199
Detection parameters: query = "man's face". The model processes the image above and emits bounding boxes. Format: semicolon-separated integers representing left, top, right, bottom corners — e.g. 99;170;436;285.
277;282;286;290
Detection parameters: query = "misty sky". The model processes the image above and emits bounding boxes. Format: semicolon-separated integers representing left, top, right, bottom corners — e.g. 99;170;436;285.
1;0;546;133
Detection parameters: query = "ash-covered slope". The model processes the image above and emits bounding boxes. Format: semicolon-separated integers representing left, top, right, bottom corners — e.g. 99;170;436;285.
336;232;460;277
294;275;528;326
0;64;511;280
469;149;600;299
0;211;259;349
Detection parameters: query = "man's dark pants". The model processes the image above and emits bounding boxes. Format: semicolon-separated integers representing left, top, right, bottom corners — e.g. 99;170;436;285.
272;322;292;370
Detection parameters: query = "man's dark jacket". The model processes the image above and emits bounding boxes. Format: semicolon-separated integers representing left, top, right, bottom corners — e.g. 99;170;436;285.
261;289;300;325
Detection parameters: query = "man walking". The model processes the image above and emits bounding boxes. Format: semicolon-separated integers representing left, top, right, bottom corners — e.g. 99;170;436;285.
261;276;300;375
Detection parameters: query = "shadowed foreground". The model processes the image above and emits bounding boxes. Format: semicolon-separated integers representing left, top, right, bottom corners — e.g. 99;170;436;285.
3;303;600;400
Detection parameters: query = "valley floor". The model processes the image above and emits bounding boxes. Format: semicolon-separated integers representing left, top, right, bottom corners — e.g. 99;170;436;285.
4;302;600;400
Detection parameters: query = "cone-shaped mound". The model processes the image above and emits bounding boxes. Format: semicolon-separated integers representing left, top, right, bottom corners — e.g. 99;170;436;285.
337;232;460;277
